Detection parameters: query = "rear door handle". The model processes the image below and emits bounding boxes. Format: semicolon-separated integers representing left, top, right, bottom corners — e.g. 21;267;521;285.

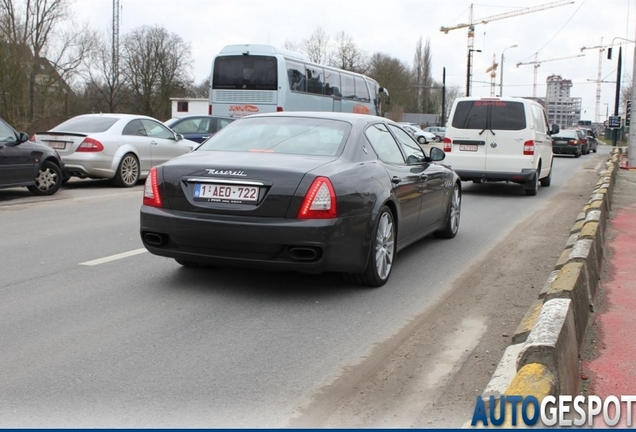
419;172;429;181
391;176;401;184
150;141;158;145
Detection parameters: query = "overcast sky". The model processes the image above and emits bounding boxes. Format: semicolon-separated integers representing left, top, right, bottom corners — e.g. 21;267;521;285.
73;0;635;122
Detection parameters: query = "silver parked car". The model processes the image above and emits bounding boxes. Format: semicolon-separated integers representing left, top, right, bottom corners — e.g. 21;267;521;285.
423;126;445;142
34;114;199;187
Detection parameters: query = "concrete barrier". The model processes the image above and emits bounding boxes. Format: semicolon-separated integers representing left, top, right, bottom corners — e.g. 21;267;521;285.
475;148;621;420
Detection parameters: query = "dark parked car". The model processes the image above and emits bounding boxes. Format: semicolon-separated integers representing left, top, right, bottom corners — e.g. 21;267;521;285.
0;117;63;195
141;112;462;287
165;115;235;144
551;130;584;158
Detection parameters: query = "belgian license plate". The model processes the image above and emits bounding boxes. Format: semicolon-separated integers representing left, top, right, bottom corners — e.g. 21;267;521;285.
48;141;66;150
194;183;259;203
459;144;478;151
555;140;567;144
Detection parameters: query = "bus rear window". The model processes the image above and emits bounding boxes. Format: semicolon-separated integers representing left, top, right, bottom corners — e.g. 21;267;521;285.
452;100;526;130
213;55;278;91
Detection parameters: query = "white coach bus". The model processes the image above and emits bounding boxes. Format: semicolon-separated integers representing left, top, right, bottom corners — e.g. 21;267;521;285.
209;44;389;118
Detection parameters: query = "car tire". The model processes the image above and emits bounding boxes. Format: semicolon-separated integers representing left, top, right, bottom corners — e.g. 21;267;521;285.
112;153;140;187
418;136;427;145
540;163;552;187
433;183;461;239
27;160;62;196
525;172;539;196
175;259;213;268
575;149;581;158
342;206;395;288
435;136;442;142
593;148;597;153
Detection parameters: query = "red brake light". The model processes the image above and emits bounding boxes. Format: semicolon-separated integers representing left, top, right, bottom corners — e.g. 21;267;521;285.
297;177;336;219
569;140;579;146
523;140;535;155
443;137;452;152
143;167;162;208
77;137;104;152
277;106;284;112
208;105;212;114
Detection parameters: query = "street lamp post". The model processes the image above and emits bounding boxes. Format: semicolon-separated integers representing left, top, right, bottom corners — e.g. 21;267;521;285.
466;49;482;97
499;44;518;97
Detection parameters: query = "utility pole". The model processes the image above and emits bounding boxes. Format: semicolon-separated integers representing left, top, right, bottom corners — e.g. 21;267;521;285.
466;49;481;96
630;27;636;167
441;67;447;126
612;47;622;147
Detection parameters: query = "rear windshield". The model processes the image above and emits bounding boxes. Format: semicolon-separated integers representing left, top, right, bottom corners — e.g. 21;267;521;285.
552;131;578;139
452;100;526;130
213;55;278;90
197;117;351;156
51;116;118;133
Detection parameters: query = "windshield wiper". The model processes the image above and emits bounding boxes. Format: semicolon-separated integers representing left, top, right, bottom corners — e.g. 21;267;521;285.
478;127;496;135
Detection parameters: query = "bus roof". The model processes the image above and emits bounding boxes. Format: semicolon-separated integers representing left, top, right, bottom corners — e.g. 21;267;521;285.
218;44;308;62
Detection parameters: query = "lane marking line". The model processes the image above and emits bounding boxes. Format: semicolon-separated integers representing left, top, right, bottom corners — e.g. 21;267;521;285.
80;248;147;266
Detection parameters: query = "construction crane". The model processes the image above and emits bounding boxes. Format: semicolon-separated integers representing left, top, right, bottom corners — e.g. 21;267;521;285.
440;1;574;97
485;54;498;96
581;38;609;124
516;53;585;98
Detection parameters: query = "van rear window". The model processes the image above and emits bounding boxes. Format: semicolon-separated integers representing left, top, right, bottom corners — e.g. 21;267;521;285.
452;101;526;130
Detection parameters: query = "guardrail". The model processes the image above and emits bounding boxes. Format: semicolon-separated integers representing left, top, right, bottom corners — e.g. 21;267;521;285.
473;148;622;427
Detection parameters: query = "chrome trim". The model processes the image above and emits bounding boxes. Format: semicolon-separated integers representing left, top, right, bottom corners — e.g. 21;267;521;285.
186;177;265;186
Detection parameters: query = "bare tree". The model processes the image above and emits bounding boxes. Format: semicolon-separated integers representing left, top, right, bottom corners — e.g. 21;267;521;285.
121;25;193;120
0;0;95;125
330;31;367;73
83;31;126;113
410;37;434;113
367;53;412;120
300;27;329;64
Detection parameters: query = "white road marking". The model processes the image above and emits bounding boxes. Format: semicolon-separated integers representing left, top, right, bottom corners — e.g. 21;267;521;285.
80;248;147;266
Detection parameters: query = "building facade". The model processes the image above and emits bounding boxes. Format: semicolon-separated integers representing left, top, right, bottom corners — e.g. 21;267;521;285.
544;74;581;128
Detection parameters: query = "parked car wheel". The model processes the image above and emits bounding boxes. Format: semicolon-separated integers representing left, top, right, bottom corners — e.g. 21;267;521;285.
112;153;139;187
342;206;395;287
27;160;62;196
434;184;461;238
417;136;427;145
434;135;442;142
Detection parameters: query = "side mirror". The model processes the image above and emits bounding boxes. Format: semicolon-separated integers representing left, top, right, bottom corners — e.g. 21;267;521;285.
17;132;29;144
175;133;184;141
429;146;446;162
550;124;560;135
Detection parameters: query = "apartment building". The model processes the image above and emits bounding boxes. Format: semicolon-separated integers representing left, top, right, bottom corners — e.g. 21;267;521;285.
544;74;582;128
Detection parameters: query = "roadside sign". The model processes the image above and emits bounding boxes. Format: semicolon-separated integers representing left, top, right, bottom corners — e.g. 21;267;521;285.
608;116;621;128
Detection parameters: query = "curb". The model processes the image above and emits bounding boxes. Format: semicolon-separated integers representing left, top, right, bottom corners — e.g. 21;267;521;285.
477;148;622;416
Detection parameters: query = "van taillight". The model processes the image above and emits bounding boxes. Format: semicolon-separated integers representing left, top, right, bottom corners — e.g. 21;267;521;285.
443;137;452;152
277;107;284;112
523;140;535;155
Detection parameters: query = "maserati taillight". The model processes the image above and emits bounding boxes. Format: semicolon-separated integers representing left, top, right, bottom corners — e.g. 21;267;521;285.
523;140;535;156
143;167;162;208
297;177;336;219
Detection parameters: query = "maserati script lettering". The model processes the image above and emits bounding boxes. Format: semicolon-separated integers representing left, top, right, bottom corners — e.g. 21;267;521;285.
205;169;247;176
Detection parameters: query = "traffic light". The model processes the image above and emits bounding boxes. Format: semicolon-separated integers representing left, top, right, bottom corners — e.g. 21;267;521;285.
627;100;632;125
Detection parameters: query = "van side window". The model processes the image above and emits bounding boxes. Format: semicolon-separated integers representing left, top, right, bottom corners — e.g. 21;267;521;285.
531;105;547;133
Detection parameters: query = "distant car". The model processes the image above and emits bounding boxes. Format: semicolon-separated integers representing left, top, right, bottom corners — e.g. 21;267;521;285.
581;128;598;153
33;114;199;187
165;115;235;144
423;126;446;142
140;112;461;287
398;123;436;144
551;130;584;158
0;116;64;195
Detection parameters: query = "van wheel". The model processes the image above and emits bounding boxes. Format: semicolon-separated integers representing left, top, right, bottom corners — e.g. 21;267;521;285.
525;173;539;196
540;163;552;187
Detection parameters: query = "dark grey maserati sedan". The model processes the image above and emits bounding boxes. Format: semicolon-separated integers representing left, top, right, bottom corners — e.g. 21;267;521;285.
140;112;461;287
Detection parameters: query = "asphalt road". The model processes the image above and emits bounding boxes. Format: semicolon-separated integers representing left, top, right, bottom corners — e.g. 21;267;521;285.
0;147;612;427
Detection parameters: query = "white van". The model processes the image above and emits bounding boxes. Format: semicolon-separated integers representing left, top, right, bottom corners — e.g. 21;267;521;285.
443;97;559;196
